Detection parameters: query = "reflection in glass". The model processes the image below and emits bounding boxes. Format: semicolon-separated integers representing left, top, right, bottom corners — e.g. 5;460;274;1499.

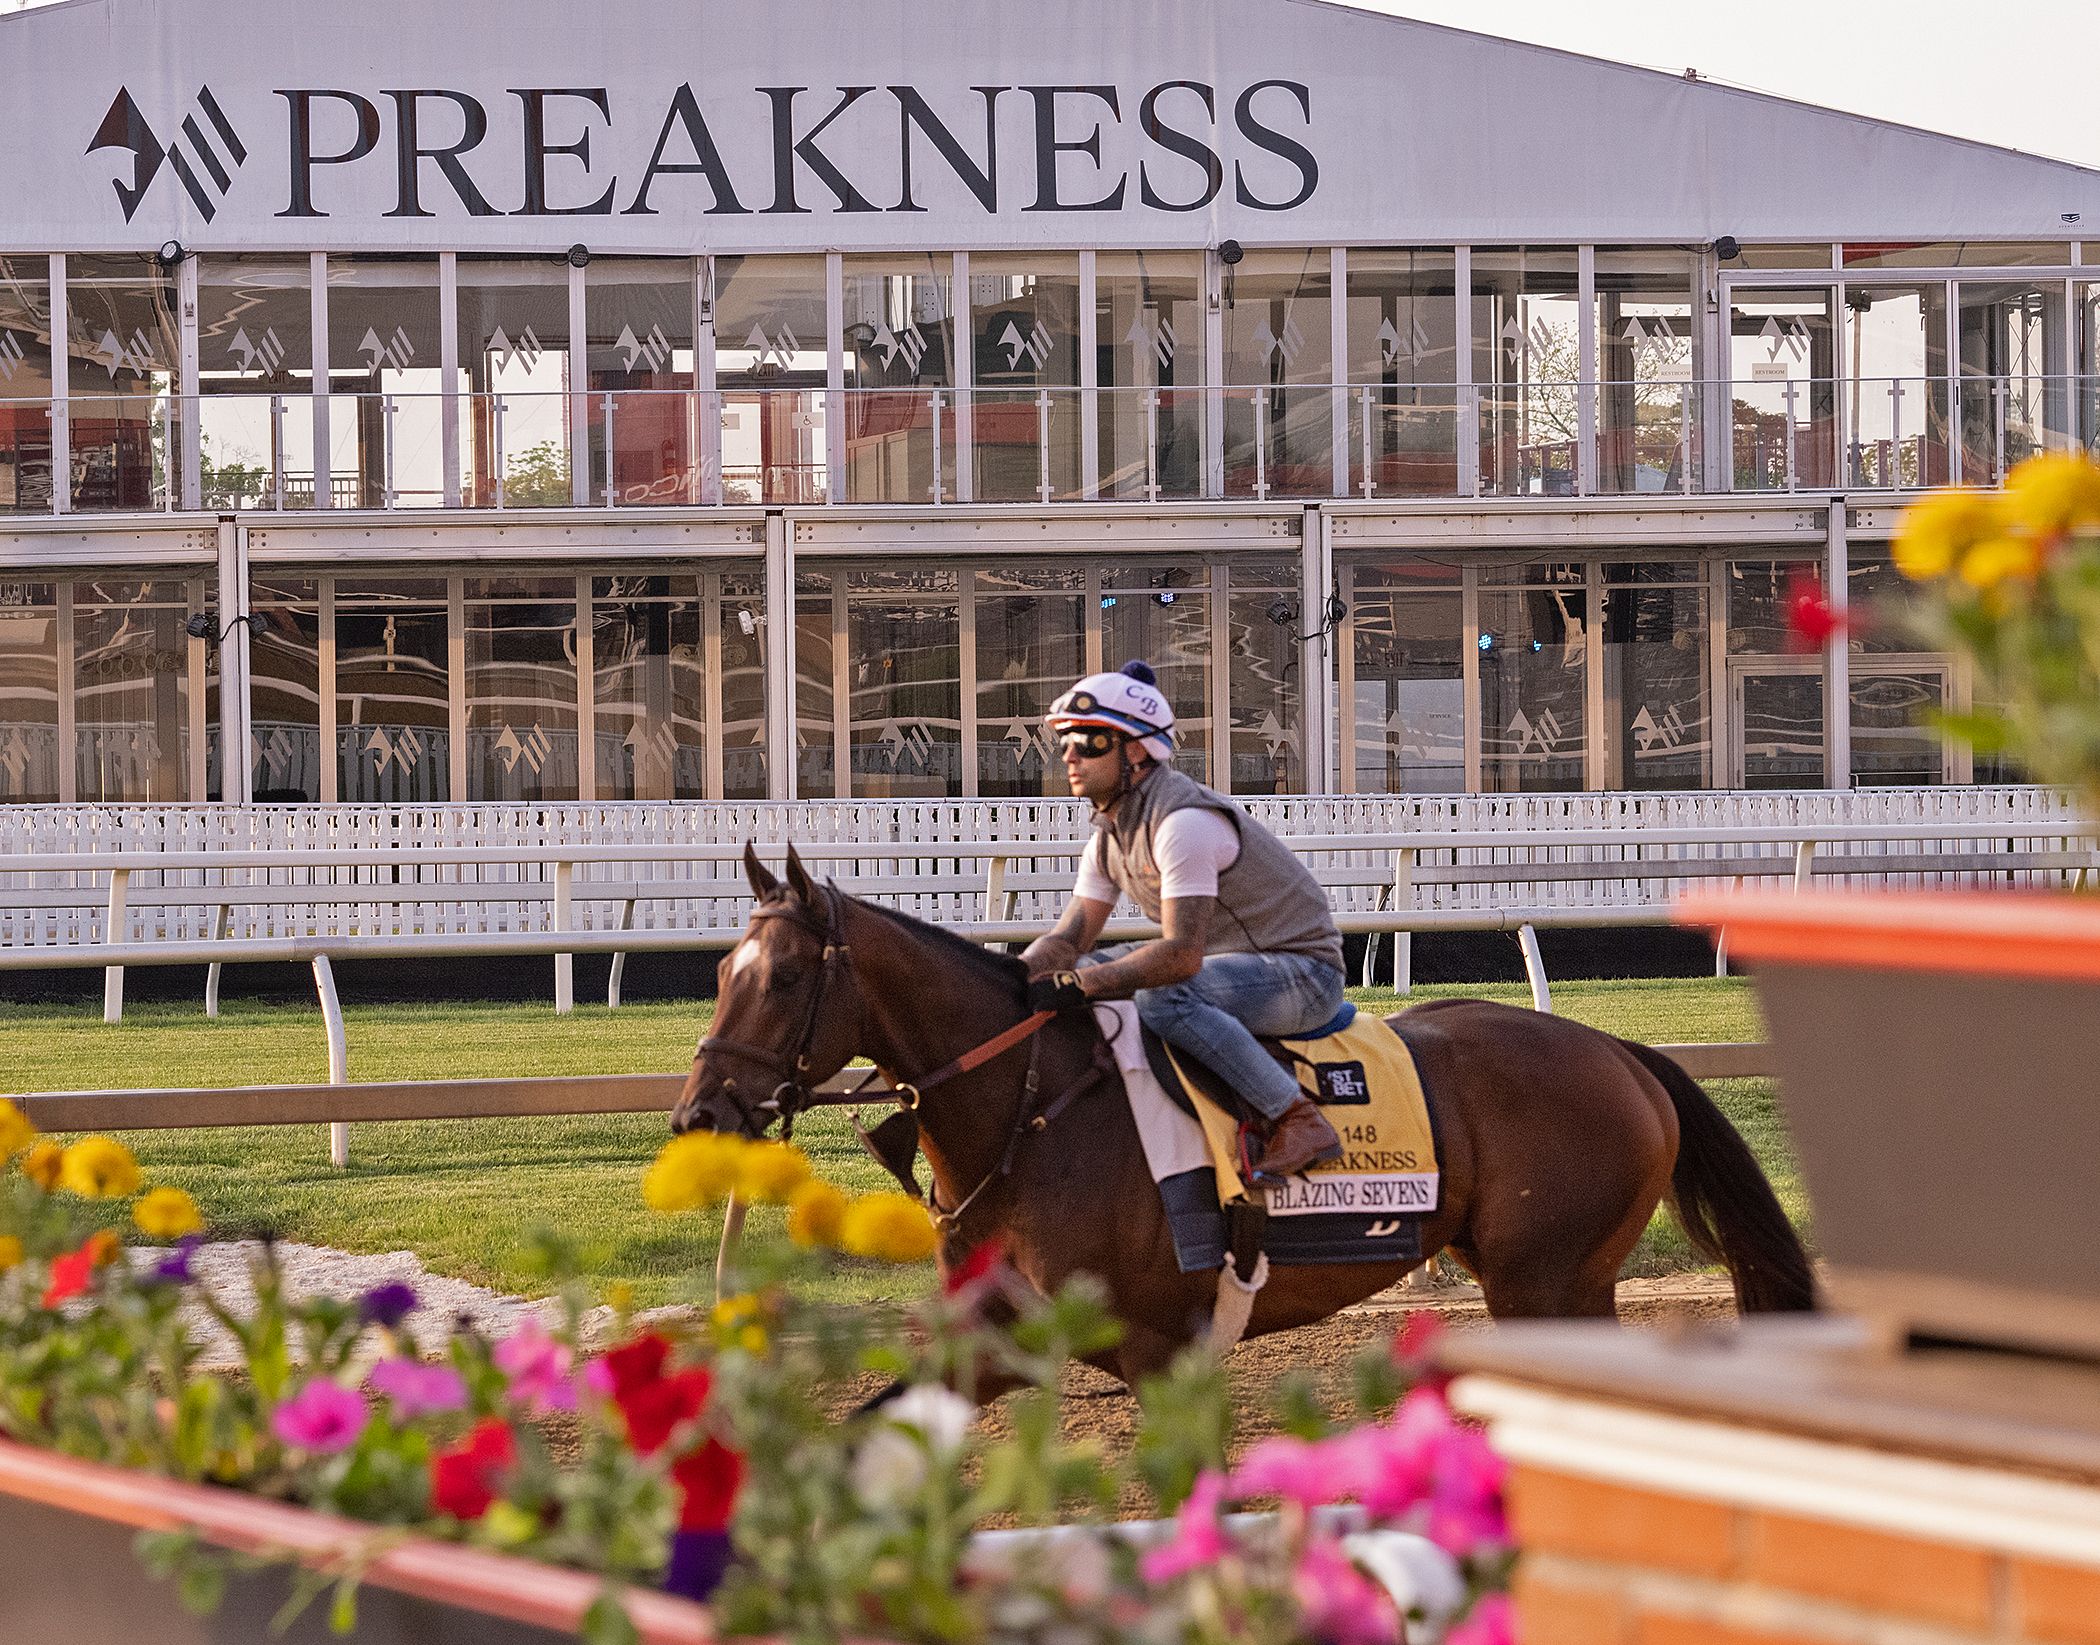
1956;281;2068;483
971;254;1081;503
1737;671;1825;789
593;575;701;800
846;568;960;798
465;577;579;801
1101;563;1210;783
250;576;322;801
1472;249;1580;497
67;254;179;511
1346;561;1462;793
585;259;697;507
1344;249;1458;498
0;256;56;512
0;579;58;800
1728;288;1838;490
327;256;445;507
1222;249;1333;498
975;570;1083;796
794;569;837;797
716;256;828;504
1097;252;1206;500
335;578;448;802
1595;250;1700;494
842;254;955;504
720;573;768;801
1602;563;1707;789
1227;560;1302;794
1479;562;1587;790
1851;671;1945;786
457;260;573;508
73;578;193;800
1843;283;1950;488
196;256;317;510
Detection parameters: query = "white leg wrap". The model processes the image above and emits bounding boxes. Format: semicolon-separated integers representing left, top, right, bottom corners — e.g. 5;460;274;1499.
1207;1251;1270;1352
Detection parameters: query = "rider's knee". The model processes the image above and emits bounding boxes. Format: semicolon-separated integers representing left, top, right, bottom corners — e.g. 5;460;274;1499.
1133;982;1195;1030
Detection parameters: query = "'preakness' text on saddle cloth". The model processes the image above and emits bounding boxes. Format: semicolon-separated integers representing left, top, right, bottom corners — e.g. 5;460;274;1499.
1096;1001;1440;1273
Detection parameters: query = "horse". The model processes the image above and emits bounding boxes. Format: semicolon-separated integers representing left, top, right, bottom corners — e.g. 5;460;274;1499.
673;844;1814;1385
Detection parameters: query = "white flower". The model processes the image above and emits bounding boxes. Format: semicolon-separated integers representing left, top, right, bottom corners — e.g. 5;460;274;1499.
883;1383;975;1453
852;1426;930;1507
849;1383;976;1508
1342;1530;1466;1625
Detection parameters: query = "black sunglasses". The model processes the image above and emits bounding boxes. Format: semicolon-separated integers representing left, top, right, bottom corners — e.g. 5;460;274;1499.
1056;727;1126;759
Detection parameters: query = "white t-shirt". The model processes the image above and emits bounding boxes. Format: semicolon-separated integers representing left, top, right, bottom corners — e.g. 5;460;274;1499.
1073;808;1242;906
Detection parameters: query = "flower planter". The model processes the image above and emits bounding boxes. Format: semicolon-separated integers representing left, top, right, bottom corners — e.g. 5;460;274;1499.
1678;888;2100;1360
0;1437;714;1645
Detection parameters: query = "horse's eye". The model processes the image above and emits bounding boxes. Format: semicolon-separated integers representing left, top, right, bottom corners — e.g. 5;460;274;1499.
769;967;803;992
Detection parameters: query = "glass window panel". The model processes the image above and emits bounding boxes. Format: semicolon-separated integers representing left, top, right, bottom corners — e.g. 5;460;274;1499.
840;254;956;504
1842;242;2070;269
1344;249;1458;498
73;577;194;801
1736;669;1825;789
1228;559;1302;794
1595;250;1701;495
335;577;449;802
0;256;56;512
1844;283;1951;487
1478;561;1588;791
592;574;702;801
2081;284;2100;455
1722;244;1834;270
845;573;959;798
196;256;317;511
457;259;573;508
1099;561;1210;784
970;253;1081;503
0;578;59;801
1221;248;1332;499
1851;670;1945;785
720;576;768;801
1956;280;2070;482
1345;559;1462;794
1603;562;1708;789
66;254;179;511
1846;548;1916;656
1728;287;1838;490
794;568;837;798
1471;249;1580;497
974;572;1084;797
1726;558;1819;655
1096;250;1207;501
326;256;445;508
250;575;321;801
585;258;698;507
716;255;829;505
464;577;578;801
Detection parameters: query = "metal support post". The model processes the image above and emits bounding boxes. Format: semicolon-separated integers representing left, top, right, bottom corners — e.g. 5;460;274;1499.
1517;921;1552;1014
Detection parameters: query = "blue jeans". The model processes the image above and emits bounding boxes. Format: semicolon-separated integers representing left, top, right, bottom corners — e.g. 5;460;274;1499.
1089;946;1346;1121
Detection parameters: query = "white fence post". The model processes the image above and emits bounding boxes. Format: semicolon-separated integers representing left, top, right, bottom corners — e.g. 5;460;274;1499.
204;902;230;1017
1517;921;1552;1013
606;897;637;1009
102;868;129;1025
554;859;575;1015
313;953;350;1167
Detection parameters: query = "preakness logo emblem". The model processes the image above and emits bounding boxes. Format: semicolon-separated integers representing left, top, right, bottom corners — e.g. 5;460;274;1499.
89;86;248;222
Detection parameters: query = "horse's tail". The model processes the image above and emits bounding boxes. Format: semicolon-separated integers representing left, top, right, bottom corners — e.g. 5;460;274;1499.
1618;1039;1816;1314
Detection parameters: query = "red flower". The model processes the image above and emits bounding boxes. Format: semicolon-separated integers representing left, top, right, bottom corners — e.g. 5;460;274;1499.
430;1419;517;1521
597;1333;673;1398
1392;1311;1452;1392
1784;571;1847;650
42;1244;96;1308
618;1367;713;1456
941;1233;1009;1297
672;1436;746;1532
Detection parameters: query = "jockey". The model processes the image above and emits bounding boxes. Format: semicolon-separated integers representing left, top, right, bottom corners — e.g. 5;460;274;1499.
1021;660;1346;1183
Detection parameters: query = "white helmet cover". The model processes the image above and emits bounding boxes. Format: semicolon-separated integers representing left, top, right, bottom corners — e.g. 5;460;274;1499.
1046;661;1177;762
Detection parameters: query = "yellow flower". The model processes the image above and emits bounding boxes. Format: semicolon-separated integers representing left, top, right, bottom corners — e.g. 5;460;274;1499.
85;1229;122;1267
133;1186;204;1240
733;1139;813;1206
737;1324;769;1355
0;1100;37;1159
2004;452;2100;537
20;1141;61;1191
1893;488;2005;581
711;1293;771;1355
641;1131;746;1213
785;1179;849;1248
0;1236;23;1271
838;1193;940;1264
59;1137;141;1200
1959;535;2048;590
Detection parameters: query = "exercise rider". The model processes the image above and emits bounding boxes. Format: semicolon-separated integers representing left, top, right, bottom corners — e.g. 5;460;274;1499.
1021;661;1347;1183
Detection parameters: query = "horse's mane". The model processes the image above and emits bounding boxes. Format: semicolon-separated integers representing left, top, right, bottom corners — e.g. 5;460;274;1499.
847;893;1031;1001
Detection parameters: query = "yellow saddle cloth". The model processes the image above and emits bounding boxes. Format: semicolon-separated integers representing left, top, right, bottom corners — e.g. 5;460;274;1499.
1167;1014;1440;1218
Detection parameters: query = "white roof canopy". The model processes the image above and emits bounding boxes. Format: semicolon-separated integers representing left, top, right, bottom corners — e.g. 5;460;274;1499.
3;0;2096;254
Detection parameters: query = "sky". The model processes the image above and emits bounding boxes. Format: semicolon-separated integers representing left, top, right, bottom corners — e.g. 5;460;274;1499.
2;0;2095;171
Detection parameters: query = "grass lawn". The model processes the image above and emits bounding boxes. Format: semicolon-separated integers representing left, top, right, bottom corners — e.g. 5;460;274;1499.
0;978;1792;1306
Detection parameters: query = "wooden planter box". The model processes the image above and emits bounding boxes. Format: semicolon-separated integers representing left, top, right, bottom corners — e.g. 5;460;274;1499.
0;1437;715;1644
1679;888;2100;1360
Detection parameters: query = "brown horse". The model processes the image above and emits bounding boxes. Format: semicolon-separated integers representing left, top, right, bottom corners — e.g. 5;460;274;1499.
673;845;1813;1383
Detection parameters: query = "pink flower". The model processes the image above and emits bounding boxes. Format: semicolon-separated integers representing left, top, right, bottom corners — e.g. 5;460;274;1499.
1422;1420;1510;1559
1138;1469;1232;1583
368;1357;468;1418
1231;1433;1348;1506
493;1317;577;1414
1445;1593;1516;1645
271;1379;368;1453
1292;1534;1401;1645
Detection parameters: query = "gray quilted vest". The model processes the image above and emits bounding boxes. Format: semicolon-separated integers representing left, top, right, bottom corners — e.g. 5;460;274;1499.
1095;764;1344;974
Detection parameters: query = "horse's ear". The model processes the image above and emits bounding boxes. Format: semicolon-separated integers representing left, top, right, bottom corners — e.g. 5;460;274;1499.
783;841;818;906
743;840;780;902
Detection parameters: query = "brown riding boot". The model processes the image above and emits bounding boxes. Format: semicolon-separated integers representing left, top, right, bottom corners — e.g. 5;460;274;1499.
1250;1096;1343;1182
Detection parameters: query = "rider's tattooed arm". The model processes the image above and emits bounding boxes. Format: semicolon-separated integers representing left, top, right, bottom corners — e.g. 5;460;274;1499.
1074;897;1213;999
1022;895;1113;977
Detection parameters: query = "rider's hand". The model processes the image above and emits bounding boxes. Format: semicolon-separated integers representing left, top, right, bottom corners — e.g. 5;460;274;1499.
1021;935;1080;978
1026;970;1091;1015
